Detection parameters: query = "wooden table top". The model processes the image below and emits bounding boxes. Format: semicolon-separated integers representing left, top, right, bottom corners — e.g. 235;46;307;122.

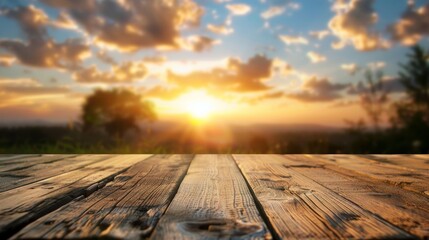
0;154;428;239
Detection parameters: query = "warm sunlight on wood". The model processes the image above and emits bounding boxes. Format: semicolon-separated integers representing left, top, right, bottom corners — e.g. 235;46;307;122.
178;90;222;121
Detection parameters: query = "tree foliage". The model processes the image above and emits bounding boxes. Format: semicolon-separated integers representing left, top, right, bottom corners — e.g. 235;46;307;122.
360;70;389;131
351;45;429;153
82;88;156;137
392;45;429;152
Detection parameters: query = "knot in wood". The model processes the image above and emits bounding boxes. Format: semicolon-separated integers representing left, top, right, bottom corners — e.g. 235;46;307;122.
179;219;265;238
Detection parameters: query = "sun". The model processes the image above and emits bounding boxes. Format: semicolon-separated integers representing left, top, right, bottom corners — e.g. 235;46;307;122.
178;90;221;121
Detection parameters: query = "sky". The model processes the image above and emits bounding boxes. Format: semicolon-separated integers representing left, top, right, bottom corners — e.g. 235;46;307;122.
0;0;428;126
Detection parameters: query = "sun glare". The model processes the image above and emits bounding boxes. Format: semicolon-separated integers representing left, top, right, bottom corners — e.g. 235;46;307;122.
178;90;222;121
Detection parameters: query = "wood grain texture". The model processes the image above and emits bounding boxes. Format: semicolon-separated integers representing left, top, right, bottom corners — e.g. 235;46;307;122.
150;154;271;240
0;155;74;173
285;155;429;238
0;154;152;238
233;154;413;239
367;154;429;173
306;154;429;196
0;155;39;162
0;155;111;192
413;155;429;160
13;154;193;239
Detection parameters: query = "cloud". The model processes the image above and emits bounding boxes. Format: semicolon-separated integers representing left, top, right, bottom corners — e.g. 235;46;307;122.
0;77;71;109
50;11;78;30
307;51;327;63
166;55;274;95
73;61;147;83
309;30;330;40
0;55;15;66
142;56;167;65
279;35;308;45
261;6;285;19
272;58;294;76
0;39;90;69
207;24;234;35
368;61;386;70
347;76;404;95
96;50;117;65
140;86;184;100
287;77;349;102
261;1;300;20
226;4;252;15
240;91;286;105
0;78;80;122
328;0;390;51
388;3;429;46
0;5;90;68
40;0;205;52
341;63;360;75
183;35;220;52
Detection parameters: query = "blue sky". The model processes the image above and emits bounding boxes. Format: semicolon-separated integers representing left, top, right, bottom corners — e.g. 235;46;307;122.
0;0;428;125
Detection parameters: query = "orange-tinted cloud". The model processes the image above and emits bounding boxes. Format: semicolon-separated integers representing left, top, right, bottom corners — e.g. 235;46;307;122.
329;0;390;51
41;0;205;52
279;35;308;45
261;6;285;19
226;4;252;15
288;77;349;102
309;30;330;40
0;5;90;68
73;61;147;83
0;55;15;66
307;51;327;63
167;55;273;94
341;63;360;75
388;3;429;46
207;24;234;35
183;36;220;52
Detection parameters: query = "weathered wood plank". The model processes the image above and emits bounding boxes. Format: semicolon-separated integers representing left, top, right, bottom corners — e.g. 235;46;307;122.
0;155;39;162
233;154;413;239
284;155;429;238
13;154;193;239
367;154;429;173
150;154;270;239
413;155;429;160
0;154;152;238
0;155;111;192
307;155;429;196
0;155;75;173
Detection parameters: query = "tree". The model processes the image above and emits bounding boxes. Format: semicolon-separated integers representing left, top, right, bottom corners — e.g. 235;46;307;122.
345;69;390;153
82;88;156;137
360;70;389;132
392;45;429;152
399;45;429;112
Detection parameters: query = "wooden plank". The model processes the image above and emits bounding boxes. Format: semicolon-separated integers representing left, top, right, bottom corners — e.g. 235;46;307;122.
284;155;429;238
307;155;429;196
150;155;271;239
13;154;193;239
0;155;75;172
412;154;429;160
0;154;152;238
0;155;39;162
233;154;413;239
0;155;111;192
367;154;429;173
